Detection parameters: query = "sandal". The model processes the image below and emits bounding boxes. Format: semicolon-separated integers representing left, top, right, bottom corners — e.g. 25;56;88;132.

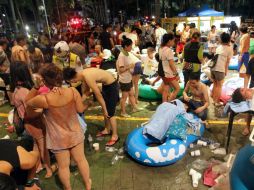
106;137;120;146
96;130;112;138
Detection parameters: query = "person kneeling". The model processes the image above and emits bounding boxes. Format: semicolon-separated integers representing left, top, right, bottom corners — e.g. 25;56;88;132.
182;73;209;122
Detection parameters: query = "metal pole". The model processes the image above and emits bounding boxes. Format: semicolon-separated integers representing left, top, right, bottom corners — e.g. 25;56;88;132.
9;0;18;33
42;0;51;38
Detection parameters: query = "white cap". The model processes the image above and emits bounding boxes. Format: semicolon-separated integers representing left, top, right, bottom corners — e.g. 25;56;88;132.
54;41;70;58
102;49;112;60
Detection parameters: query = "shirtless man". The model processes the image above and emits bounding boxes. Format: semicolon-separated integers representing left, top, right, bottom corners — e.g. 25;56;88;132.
63;67;119;146
11;34;29;63
182;73;209;121
238;24;250;88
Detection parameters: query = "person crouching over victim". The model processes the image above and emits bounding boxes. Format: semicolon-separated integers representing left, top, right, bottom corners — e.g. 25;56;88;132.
181;73;209;123
232;88;254;136
63;67;120;146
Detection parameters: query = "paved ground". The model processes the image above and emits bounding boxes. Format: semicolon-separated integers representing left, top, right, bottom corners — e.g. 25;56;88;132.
0;70;251;190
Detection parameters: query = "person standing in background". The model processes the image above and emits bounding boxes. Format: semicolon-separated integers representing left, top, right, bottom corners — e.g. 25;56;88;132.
155;23;167;51
208;25;217;54
238;24;250;88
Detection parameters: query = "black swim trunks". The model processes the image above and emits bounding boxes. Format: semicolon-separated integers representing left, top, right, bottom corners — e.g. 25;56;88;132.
102;81;119;117
119;81;133;92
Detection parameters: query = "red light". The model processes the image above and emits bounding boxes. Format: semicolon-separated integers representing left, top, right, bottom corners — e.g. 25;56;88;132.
70;17;82;28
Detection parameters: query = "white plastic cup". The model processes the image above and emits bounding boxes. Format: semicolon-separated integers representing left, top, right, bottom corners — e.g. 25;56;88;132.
197;140;207;146
195;150;201;156
197;140;203;146
93;143;100;151
189;168;197;176
190;150;200;156
192;172;201;188
96;65;100;68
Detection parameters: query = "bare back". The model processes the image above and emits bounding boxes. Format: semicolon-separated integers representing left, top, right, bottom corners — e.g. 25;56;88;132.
82;68;115;85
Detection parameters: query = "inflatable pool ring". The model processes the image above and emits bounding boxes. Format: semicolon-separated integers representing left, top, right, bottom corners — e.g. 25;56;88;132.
138;81;184;100
138;82;162;100
210;77;244;105
228;55;238;70
200;72;210;84
125;123;205;167
230;144;254;190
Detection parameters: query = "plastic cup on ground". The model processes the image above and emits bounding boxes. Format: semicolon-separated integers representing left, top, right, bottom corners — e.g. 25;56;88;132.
93;143;100;151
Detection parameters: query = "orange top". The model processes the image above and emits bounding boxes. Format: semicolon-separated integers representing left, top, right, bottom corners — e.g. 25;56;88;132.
43;88;84;150
240;33;250;54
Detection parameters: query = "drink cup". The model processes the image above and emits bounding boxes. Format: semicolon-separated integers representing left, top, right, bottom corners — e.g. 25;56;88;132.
93;143;100;151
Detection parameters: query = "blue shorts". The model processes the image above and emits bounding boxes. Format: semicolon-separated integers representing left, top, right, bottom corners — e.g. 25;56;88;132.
238;52;250;73
132;62;143;75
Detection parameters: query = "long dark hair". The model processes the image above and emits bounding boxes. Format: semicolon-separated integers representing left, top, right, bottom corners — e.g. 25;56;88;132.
10;62;34;91
161;32;174;47
121;35;133;48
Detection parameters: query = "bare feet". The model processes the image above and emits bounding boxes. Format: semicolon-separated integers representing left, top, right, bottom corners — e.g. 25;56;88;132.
45;164;58;179
86;178;92;190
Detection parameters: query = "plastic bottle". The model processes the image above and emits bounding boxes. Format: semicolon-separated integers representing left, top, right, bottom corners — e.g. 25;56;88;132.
111;154;119;165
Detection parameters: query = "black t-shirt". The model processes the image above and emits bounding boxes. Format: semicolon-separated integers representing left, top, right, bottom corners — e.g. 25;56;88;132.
99;32;112;50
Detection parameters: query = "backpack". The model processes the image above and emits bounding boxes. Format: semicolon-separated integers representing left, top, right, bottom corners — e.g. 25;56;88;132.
155;52;165;77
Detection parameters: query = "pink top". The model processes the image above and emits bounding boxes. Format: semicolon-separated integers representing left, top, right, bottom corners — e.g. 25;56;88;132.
38;85;50;95
43;88;84;150
13;87;29;119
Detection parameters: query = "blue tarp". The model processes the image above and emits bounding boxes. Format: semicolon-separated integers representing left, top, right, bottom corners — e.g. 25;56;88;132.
178;5;224;17
178;7;198;17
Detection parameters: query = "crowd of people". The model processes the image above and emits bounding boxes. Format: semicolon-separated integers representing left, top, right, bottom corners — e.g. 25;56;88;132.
0;20;253;190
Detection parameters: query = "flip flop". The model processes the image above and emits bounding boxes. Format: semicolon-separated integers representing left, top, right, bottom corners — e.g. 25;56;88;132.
106;137;120;147
96;131;112;138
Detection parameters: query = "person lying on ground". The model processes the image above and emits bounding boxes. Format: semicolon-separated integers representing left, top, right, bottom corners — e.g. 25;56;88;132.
63;67;120;146
0;139;40;190
232;88;254;136
182;73;209;123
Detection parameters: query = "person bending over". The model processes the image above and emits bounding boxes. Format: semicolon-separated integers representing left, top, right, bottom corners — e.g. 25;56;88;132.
182;73;209;122
232;88;254;135
63;67;119;146
0;139;40;190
